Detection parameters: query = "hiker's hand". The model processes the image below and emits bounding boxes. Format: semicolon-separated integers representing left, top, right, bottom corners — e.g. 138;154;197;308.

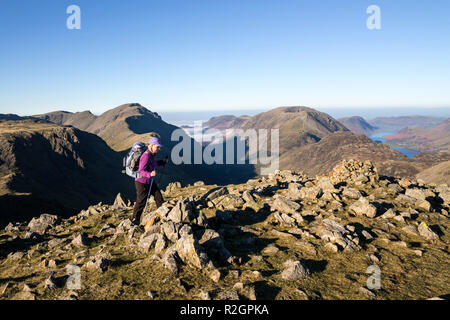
150;170;156;177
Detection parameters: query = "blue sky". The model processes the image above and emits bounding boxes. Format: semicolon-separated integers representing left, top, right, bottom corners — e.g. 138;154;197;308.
0;0;449;115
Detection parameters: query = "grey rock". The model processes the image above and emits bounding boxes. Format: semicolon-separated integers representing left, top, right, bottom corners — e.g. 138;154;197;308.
28;214;60;235
349;197;377;218
417;222;439;240
271;195;301;214
317;219;360;252
281;260;310;280
84;254;112;272
217;290;240;300
162;245;179;274
71;232;89;247
138;233;159;252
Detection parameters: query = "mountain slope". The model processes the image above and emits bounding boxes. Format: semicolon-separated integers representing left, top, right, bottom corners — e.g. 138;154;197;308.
368;116;446;132
382;118;450;153
279;131;420;178
0;119;134;226
35;104;257;186
416;160;450;185
337;116;378;135
204;115;251;130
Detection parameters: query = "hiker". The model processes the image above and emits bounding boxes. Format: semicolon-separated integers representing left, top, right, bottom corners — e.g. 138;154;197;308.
132;137;168;225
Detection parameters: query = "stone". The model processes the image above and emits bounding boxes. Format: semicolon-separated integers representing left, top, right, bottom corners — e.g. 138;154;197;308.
199;290;211;300
417;222;439;241
212;194;245;210
161;221;182;243
402;225;419;236
84;254;112;272
28;214;60;235
71;233;89;247
438;191;450;204
142;205;172;227
146;291;156;299
300;187;323;200
271;195;301;214
317;177;338;193
209;269;222;283
324;242;338;253
405;188;427;201
14;291;36;300
379;208;396;219
10;251;25;260
197;229;231;263
217;290;240;300
175;233;212;269
112;193;128;210
349;197;377;218
359;286;376;299
317;219;360;252
387;183;404;194
138;233;159;252
416;200;432;212
204;187;229;201
263;245;280;255
154;234;168;254
281;260;310;280
396;194;417;204
162;246;179;274
342;187;362;200
45;275;57;290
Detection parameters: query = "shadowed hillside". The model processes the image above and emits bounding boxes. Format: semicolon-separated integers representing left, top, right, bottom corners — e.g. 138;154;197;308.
337;116;378;136
0;119;135;227
35;104;257;187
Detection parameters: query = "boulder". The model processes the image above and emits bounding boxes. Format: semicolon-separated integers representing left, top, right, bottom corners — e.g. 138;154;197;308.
138;233;159;252
175;233;212;269
271;196;301;214
405;189;427;201
317;219;360;252
28;214;60;235
112;193;128;210
281;260;310;280
71;233;89;247
417;222;439;241
349;197;377;218
197;229;231;263
84;254;112;272
162;245;179;274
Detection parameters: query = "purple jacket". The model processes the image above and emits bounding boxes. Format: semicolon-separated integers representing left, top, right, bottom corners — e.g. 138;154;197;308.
135;150;164;185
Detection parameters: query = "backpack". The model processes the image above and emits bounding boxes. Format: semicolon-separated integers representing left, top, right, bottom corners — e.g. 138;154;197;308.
123;142;148;178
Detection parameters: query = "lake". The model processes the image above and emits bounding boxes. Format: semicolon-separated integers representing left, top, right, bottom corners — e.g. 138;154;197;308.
369;131;421;159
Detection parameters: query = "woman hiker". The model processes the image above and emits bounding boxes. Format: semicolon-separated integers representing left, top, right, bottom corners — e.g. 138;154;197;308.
132;137;168;226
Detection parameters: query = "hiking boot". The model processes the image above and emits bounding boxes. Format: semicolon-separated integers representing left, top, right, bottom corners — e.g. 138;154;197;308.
131;218;140;226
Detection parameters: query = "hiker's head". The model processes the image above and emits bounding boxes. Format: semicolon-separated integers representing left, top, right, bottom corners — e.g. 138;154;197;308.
148;137;162;153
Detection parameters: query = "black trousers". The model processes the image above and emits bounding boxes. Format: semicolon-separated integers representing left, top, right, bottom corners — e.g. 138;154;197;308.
132;181;164;222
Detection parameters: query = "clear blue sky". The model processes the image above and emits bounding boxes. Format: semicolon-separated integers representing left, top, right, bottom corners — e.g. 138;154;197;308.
0;0;449;115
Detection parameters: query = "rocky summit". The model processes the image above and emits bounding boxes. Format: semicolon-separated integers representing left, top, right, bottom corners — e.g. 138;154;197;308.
0;159;449;300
